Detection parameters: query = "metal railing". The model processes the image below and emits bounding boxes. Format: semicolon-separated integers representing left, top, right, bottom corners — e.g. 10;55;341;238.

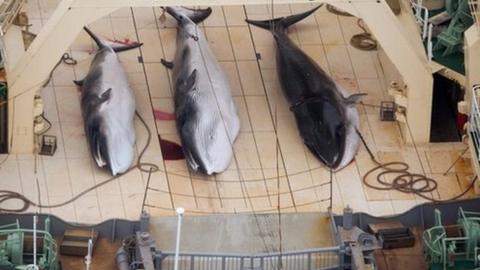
0;0;25;34
411;0;430;40
410;0;434;60
158;247;343;270
469;85;480;170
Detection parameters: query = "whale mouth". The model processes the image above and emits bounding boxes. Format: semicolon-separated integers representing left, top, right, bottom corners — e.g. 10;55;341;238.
305;140;341;169
292;99;346;170
183;148;215;175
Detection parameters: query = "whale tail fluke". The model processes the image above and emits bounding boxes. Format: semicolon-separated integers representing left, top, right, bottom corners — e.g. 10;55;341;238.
83;26;106;49
246;4;323;32
166;7;212;24
83;26;143;53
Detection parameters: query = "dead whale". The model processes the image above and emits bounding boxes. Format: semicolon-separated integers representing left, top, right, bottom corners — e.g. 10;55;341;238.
163;7;240;175
76;27;142;176
246;5;365;170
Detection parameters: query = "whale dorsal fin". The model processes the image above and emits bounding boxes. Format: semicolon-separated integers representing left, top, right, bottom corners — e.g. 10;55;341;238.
344;93;367;105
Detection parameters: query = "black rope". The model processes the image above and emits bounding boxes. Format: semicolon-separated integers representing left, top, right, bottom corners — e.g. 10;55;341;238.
355;128;477;203
42;52;77;87
0;111;159;213
326;4;353;17
325;5;377;51
350;19;377;51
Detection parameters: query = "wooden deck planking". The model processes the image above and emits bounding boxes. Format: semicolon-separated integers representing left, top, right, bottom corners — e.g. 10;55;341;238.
0;3;472;223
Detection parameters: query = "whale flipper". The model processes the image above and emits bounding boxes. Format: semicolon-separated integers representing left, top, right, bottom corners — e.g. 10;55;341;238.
344;93;367;105
176;69;197;93
73;79;84;87
161;59;174;69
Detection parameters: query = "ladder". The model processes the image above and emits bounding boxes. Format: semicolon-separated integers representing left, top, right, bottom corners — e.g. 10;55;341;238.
434;0;474;56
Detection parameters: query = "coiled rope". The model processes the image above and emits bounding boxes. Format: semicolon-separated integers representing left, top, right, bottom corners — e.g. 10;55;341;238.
350;19;378;51
325;4;378;51
356;128;477;203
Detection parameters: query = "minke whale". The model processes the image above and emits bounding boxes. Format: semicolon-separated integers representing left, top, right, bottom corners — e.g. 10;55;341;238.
246;5;365;170
163;7;240;175
75;27;142;176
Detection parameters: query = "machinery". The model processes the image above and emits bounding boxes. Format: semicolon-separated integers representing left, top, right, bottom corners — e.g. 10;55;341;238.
434;0;474;56
423;208;480;270
0;217;60;270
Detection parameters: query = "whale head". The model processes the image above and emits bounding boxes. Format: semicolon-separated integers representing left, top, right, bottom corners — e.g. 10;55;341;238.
183;118;234;175
174;70;236;175
294;99;346;169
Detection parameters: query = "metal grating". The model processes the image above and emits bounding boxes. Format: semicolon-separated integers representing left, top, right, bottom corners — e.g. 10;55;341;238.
158;247;343;270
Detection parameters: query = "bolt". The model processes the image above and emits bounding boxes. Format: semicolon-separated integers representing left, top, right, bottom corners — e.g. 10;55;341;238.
140;232;150;240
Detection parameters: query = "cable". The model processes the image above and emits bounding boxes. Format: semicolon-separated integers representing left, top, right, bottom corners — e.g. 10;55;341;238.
443;147;469;175
0;111;158;213
350;19;377;51
42;52;77;88
326;4;353;17
325;5;377;51
0;52;81;111
356;127;477;203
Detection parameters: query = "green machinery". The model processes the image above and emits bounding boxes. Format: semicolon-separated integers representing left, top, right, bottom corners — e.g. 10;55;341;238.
423;208;480;270
0;217;60;270
434;0;474;56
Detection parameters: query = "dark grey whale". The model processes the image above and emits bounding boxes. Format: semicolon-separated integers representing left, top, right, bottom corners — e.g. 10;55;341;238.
76;27;142;175
163;7;240;175
246;5;365;170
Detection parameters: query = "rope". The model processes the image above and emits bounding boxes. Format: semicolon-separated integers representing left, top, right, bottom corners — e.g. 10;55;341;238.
326;4;353;17
42;52;77;87
324;5;377;51
0;111;158;213
355;127;477;203
350;19;377;51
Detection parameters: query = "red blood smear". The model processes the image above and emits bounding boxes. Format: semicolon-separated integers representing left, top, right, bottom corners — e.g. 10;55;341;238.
107;37;140;46
154;109;176;121
159;137;185;160
457;112;468;131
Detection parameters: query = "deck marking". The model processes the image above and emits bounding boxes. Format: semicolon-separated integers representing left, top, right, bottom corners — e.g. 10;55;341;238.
131;7;176;212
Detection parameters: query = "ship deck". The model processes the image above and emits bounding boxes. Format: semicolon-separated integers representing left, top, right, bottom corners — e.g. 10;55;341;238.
0;1;475;223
